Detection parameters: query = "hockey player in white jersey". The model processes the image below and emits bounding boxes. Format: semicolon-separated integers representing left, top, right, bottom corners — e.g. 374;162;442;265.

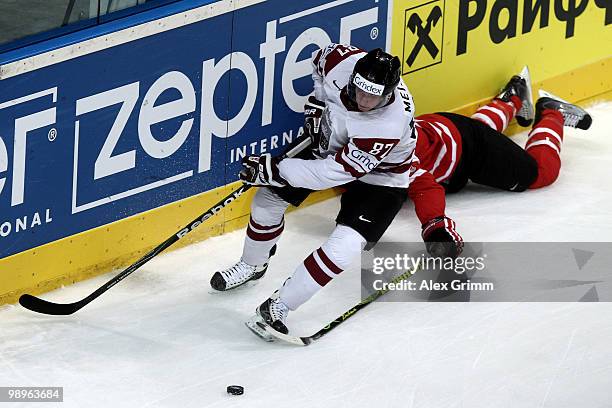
210;44;460;337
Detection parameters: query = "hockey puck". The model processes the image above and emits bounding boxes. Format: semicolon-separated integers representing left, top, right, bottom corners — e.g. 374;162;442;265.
226;385;244;396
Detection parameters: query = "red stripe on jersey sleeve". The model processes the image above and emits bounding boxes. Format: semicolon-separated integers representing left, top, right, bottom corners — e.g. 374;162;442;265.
312;49;322;67
312;49;323;76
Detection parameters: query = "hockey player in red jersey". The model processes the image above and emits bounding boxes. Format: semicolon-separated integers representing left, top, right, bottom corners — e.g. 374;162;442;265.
414;66;593;194
209;44;461;338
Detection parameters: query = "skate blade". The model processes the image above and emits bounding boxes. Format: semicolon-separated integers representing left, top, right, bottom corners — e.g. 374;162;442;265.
538;89;567;102
245;316;276;342
260;324;309;346
517;66;534;125
208;279;260;295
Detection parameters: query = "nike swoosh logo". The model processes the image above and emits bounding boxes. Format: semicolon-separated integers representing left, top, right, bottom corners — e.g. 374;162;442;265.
333;80;342;90
358;215;372;223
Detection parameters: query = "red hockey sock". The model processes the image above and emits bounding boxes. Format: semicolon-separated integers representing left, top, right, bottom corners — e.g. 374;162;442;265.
471;97;520;132
526;109;564;189
509;95;522;112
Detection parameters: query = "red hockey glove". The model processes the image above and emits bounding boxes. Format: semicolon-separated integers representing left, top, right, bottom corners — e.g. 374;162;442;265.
240;153;288;188
304;96;325;146
422;216;464;258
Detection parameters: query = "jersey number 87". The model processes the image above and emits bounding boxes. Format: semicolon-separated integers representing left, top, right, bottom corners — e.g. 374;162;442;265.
369;142;394;158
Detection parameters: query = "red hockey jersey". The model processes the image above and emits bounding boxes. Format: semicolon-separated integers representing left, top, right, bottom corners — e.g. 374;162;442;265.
414;113;463;184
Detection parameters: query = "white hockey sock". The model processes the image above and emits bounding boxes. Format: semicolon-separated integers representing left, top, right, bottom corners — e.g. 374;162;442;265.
279;225;366;310
242;188;290;266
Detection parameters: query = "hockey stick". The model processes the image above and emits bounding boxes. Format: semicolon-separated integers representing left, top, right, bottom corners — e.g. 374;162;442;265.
255;263;421;346
19;136;313;315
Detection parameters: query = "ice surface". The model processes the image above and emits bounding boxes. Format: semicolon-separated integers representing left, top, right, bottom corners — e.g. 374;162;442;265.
1;102;611;408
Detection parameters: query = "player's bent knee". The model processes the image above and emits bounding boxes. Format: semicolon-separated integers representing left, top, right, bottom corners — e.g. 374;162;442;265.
251;188;290;224
529;166;560;189
526;148;561;189
321;225;366;269
509;154;539;192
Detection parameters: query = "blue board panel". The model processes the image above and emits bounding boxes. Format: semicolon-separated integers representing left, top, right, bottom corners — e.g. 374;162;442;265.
0;11;233;258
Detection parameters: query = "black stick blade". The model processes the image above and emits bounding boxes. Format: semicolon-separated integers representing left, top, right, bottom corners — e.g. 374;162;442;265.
19;294;82;316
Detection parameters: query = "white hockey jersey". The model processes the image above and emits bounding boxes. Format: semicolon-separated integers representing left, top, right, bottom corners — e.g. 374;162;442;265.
278;44;418;190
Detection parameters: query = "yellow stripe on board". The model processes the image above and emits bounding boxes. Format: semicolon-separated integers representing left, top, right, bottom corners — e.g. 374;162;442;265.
0;182;338;306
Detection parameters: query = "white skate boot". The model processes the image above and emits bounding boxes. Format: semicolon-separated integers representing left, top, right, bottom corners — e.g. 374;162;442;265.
209;260;269;291
245;291;290;341
210;245;277;292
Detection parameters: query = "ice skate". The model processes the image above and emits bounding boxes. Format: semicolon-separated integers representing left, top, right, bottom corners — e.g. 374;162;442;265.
209;245;277;292
256;291;290;334
210;260;269;291
496;66;534;127
246;291;290;341
535;90;592;130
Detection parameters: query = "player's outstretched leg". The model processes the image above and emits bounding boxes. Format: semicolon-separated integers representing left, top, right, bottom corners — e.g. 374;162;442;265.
535;90;592;130
472;66;534;131
252;224;366;334
526;90;592;189
210;188;290;291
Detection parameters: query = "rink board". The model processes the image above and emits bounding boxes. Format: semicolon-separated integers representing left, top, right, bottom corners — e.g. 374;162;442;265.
0;0;391;303
1;0;611;305
389;0;612;114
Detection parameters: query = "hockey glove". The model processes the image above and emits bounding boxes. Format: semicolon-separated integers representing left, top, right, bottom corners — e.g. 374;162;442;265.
240;153;288;188
304;96;326;146
422;216;464;258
